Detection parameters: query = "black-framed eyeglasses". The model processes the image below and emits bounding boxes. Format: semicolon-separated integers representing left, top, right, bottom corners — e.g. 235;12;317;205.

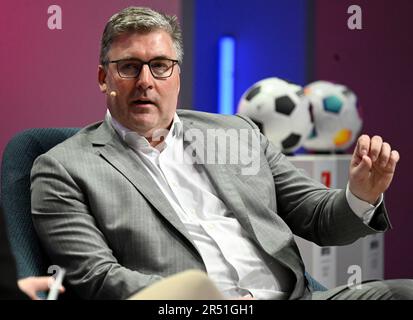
109;58;179;79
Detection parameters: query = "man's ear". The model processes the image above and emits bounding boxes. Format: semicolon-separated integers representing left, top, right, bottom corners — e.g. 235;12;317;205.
98;65;108;93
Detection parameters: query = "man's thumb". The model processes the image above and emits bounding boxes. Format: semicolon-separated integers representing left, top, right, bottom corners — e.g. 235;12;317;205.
353;155;372;176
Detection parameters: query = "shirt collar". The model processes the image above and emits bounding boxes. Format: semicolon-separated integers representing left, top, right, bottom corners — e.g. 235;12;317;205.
106;109;182;152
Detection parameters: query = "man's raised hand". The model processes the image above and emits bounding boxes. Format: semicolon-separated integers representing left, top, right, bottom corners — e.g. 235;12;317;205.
349;135;400;204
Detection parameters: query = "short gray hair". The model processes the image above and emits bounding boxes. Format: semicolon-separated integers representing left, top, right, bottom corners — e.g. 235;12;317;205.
99;7;183;66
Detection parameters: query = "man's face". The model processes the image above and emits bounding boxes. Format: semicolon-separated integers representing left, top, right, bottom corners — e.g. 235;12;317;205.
98;30;180;141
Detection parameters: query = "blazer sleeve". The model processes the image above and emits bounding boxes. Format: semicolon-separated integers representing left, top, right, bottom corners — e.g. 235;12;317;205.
237;114;391;246
30;153;163;299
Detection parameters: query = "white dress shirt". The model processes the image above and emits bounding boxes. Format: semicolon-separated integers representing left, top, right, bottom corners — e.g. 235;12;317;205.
107;110;382;299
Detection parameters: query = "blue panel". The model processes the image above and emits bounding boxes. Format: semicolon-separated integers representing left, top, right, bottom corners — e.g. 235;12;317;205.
218;36;236;114
194;0;309;113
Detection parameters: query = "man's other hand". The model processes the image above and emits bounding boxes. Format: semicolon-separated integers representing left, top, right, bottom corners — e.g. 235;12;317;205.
17;276;65;300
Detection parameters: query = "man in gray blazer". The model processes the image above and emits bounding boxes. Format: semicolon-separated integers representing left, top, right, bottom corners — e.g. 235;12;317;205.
31;7;412;300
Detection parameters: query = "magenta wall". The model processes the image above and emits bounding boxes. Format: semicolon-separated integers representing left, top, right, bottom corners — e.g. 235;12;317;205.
314;0;413;278
0;0;180;162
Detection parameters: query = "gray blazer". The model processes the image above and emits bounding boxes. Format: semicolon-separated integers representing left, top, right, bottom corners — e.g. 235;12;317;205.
30;110;390;299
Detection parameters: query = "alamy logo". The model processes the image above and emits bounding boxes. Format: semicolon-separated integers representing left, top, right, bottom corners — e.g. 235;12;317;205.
47;264;61;288
347;5;362;30
47;5;62;30
151;128;261;175
347;264;362;289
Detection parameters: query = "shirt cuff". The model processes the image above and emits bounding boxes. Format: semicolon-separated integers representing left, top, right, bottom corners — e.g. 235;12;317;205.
345;183;383;225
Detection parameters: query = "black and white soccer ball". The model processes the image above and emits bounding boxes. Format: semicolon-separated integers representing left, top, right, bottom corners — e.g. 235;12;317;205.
237;77;313;154
303;81;363;152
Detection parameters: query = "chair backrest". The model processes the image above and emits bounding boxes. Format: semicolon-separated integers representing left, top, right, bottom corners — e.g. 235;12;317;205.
1;128;80;279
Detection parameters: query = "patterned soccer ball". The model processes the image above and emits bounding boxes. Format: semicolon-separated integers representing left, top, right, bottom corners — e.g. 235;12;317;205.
237;77;313;154
303;81;363;152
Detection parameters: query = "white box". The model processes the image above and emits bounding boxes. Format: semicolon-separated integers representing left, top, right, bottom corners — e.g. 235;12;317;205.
336;233;384;285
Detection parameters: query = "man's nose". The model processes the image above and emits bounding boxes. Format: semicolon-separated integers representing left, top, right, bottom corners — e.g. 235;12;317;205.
136;64;153;90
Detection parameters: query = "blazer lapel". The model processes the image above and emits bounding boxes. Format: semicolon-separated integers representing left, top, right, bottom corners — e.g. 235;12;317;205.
181;119;278;247
87;119;201;257
182;118;306;299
